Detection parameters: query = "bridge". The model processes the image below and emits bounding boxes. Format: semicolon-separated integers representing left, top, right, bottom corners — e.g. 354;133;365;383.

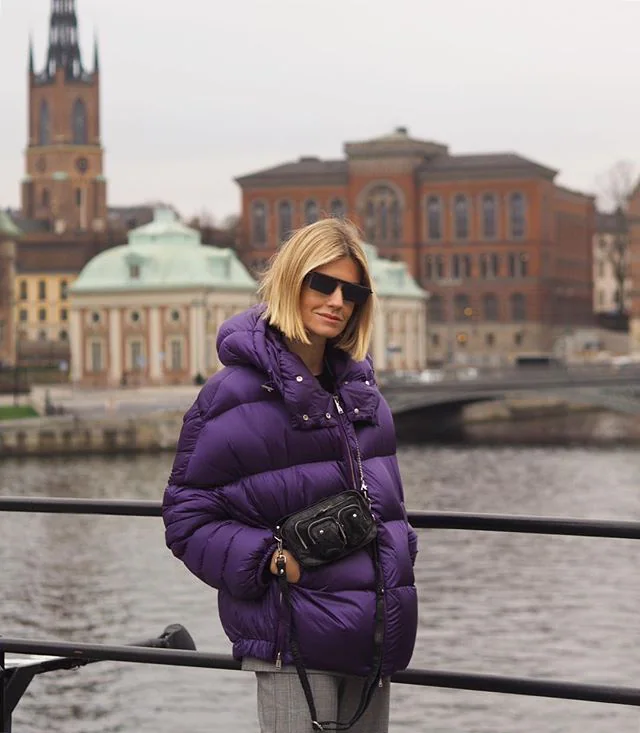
380;366;640;438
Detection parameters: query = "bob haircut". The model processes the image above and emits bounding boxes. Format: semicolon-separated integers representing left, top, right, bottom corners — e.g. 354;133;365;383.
258;218;376;362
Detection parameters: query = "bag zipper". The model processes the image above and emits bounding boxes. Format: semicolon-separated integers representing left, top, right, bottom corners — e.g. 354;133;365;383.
333;395;358;493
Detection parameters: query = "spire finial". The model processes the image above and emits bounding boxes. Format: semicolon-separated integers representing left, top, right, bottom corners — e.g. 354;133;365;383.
45;0;83;80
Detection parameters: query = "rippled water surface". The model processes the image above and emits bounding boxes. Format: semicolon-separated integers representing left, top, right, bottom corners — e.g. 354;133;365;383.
2;432;639;732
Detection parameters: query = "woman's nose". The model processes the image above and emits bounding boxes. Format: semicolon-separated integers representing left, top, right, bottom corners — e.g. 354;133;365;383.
326;284;344;307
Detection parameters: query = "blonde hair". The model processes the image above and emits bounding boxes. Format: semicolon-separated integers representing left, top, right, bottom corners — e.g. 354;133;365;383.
258;218;376;362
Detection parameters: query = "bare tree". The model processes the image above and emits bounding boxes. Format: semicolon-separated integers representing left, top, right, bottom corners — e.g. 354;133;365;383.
596;160;636;315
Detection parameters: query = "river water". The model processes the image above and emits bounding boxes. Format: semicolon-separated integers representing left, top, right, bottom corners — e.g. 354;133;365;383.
1;415;639;732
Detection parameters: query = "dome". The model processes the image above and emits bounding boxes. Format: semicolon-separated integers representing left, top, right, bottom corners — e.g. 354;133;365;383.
71;208;256;294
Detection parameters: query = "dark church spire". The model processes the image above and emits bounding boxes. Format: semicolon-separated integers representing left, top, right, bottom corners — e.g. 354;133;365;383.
93;33;100;73
28;35;35;74
45;0;84;80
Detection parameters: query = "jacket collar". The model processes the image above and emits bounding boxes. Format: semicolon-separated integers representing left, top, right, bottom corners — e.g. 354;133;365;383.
217;306;380;430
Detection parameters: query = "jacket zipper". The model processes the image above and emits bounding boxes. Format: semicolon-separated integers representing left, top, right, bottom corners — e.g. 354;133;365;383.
333;394;358;492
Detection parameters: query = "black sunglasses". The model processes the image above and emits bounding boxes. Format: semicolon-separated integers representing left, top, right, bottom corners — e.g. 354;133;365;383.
305;271;372;306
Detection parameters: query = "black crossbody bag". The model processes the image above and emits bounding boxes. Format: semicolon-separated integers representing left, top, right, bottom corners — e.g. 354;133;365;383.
273;426;385;732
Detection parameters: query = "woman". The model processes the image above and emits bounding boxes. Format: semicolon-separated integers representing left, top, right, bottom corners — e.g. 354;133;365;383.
162;218;418;733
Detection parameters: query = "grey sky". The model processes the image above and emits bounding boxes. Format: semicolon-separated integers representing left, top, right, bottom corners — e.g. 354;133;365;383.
1;0;639;221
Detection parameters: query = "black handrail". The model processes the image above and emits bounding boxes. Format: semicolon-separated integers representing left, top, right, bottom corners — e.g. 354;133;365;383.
2;637;639;707
0;496;639;539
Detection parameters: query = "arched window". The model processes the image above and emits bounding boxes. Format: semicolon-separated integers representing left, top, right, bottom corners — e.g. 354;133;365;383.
330;198;345;219
454;293;470;321
304;199;319;225
363;185;402;244
462;255;472;278
454;194;469;239
510;293;526;321
39;100;50;145
426;195;441;240
451;254;461;279
251;201;267;246
510;193;526;239
428;295;445;323
72;99;88;144
483;293;499;321
482;193;497;238
278;200;292;242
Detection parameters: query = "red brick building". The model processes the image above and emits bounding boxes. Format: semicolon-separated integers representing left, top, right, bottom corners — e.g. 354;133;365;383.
235;127;595;365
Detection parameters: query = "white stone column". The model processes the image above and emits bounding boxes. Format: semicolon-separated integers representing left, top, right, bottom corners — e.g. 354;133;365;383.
189;303;206;377
149;307;162;381
70;309;83;383
108;308;122;385
374;301;386;371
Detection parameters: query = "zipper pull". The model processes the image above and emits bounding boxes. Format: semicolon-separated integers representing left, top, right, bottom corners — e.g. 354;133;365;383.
275;652;282;670
333;395;344;414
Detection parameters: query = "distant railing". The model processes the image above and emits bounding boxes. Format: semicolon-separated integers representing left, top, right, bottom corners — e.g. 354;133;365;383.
1;496;639;732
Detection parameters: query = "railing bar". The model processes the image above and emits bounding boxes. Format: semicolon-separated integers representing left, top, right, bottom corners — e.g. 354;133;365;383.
0;497;638;540
1;638;638;707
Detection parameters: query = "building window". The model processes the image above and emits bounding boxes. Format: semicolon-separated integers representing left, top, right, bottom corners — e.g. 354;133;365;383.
431;333;440;347
330;198;345;219
510;293;526;322
19;309;28;322
90;341;103;372
42;188;50;208
454;293;471;322
514;331;524;346
426;196;442;240
483;293;499;321
130;340;144;371
60;280;68;299
482;194;497;238
38;308;47;322
424;255;433;281
251;201;267;246
278;200;292;242
509;193;526;239
453;194;469;239
72;99;88;145
451;254;461;280
59;330;68;341
436;255;445;280
428;295;445;323
130;311;141;324
39;100;50;146
38;280;46;300
520;253;529;277
485;333;495;347
60;308;68;322
38;330;47;341
170;339;183;371
171;309;181;322
462;255;472;278
129;264;140;279
304;199;319;225
364;185;402;244
480;254;489;279
91;311;101;323
491;253;500;277
19;281;28;300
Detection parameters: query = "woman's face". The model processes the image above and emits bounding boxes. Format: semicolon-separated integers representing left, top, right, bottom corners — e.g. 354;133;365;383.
299;257;361;341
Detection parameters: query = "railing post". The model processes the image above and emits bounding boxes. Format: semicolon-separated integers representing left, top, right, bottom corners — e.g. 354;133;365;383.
0;646;12;733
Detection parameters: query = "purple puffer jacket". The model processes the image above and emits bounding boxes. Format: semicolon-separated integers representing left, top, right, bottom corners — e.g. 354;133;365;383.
162;307;418;678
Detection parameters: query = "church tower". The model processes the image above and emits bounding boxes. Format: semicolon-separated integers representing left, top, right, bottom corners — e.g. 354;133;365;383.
22;0;106;234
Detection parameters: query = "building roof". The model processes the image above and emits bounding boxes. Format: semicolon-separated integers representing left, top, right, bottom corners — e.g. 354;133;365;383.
71;208;256;294
596;207;627;234
364;244;427;300
235;128;558;187
0;210;21;239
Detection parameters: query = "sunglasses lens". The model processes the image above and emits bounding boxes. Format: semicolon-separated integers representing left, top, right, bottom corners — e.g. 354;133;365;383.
308;272;337;295
342;284;370;305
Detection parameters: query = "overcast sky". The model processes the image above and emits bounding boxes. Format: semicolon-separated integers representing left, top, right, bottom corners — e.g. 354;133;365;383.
1;0;639;221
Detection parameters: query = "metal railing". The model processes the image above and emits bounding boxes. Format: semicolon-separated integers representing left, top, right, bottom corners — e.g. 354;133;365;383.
1;496;639;732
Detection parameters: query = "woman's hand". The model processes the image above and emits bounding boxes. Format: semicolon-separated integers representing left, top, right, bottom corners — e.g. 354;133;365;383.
269;549;301;583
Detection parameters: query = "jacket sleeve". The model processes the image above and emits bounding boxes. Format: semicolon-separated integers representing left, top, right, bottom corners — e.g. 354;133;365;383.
162;395;276;602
